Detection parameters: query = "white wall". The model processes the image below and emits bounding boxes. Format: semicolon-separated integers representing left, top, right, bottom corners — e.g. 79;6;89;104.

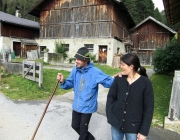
0;36;125;66
0;36;21;52
36;38;125;66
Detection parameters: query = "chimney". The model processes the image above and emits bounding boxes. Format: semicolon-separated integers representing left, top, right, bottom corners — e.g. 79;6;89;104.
15;6;21;17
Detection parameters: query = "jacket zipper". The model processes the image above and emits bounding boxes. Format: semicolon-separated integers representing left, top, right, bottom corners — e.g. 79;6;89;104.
77;72;84;110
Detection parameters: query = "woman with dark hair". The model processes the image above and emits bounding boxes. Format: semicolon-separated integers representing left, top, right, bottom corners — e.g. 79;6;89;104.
106;53;154;140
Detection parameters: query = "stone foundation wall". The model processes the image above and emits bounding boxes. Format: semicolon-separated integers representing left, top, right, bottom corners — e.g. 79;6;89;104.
2;62;22;75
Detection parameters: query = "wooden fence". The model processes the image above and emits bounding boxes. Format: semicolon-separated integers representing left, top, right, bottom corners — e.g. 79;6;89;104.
22;60;43;87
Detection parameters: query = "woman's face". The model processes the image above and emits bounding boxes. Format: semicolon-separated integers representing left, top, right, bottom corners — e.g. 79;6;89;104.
120;61;134;75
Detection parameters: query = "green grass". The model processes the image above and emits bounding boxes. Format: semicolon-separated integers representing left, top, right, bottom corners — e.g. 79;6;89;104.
0;69;71;100
150;74;173;127
144;65;154;69
0;63;119;100
94;63;121;76
11;58;25;63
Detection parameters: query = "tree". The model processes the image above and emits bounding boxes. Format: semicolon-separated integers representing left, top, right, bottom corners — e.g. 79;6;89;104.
136;0;154;23
153;8;162;22
124;0;155;24
123;0;139;23
0;0;7;12
1;0;39;21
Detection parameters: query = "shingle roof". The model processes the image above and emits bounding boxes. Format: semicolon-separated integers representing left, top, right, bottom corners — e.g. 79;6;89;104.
129;16;176;34
0;11;39;29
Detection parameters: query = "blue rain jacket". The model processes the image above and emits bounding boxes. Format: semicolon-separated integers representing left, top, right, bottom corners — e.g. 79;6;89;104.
60;62;114;113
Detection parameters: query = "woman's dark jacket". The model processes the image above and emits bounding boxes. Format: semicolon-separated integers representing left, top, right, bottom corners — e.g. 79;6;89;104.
106;75;154;136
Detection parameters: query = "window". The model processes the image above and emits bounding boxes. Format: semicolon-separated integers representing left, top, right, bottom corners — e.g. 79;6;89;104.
62;44;69;51
40;46;46;52
85;44;94;52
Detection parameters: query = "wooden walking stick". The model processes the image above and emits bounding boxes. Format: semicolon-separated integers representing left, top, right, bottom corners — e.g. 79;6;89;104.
31;80;60;140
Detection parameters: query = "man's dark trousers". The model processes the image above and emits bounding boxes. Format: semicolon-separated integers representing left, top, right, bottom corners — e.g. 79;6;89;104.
72;110;95;140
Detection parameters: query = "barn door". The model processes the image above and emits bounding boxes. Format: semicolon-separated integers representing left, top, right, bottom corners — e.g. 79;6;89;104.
137;51;150;65
99;46;107;63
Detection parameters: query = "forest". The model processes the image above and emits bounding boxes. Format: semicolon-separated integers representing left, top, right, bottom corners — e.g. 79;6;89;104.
0;0;179;31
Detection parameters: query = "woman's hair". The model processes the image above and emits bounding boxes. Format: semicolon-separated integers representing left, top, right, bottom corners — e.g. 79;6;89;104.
120;53;148;77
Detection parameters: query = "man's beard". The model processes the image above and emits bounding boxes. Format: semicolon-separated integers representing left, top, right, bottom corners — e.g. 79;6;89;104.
76;63;83;68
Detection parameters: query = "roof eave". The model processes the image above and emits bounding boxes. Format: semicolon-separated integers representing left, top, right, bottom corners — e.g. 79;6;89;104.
1;20;39;29
27;0;45;17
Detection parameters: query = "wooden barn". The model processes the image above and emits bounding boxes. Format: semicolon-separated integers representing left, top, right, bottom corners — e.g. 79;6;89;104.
28;0;135;66
0;11;39;58
130;16;176;65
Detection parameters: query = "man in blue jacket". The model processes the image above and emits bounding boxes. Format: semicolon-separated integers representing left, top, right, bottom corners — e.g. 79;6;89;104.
57;47;114;140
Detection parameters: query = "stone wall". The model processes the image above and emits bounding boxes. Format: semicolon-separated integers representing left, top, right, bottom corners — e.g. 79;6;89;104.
2;62;22;75
44;52;69;65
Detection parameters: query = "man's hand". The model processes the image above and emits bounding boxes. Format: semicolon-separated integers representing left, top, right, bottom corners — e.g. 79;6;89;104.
113;72;123;78
57;73;64;83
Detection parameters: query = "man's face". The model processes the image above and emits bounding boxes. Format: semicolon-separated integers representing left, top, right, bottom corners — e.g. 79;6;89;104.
75;58;87;68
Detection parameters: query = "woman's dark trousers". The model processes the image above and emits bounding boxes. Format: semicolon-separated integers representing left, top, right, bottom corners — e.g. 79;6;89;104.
72;110;95;140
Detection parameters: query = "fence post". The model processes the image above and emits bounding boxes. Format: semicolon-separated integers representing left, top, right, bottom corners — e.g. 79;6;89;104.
39;63;43;88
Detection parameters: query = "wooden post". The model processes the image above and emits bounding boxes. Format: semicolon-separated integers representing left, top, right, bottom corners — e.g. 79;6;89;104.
39;63;43;88
170;109;174;121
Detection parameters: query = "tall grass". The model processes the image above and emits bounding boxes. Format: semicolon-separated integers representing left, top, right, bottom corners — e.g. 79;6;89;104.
150;74;173;127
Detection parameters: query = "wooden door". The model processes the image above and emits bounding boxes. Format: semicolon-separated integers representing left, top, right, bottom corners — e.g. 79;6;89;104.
99;46;107;63
13;42;21;57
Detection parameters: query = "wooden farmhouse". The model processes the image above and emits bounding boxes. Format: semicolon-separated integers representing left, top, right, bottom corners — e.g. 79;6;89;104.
0;11;39;58
129;16;176;65
28;0;135;66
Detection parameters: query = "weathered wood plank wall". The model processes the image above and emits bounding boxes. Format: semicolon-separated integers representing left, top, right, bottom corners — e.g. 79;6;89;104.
130;20;172;65
131;20;171;50
1;23;39;39
39;0;130;40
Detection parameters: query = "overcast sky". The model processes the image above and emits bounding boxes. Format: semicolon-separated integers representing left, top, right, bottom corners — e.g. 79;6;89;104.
152;0;164;11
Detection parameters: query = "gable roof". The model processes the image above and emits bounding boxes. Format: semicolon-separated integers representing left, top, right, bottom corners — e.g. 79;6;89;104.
163;0;180;24
129;16;176;34
0;11;39;29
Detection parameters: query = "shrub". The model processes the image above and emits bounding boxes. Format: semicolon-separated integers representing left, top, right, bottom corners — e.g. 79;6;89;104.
54;40;68;59
152;38;180;74
68;57;76;63
86;52;98;63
